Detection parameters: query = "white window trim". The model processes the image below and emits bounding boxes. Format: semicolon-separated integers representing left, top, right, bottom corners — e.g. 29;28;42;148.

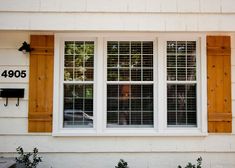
102;37;157;134
158;37;206;134
53;33;208;136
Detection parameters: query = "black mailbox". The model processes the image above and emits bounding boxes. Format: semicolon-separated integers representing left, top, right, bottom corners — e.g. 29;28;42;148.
0;88;25;106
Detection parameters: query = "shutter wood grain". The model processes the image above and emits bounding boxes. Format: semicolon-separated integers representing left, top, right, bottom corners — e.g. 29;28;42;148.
207;36;232;133
28;35;54;132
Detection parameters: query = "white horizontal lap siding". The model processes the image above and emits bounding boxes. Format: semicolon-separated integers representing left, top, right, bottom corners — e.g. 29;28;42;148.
0;0;235;31
0;0;235;13
0;32;29;130
0;135;235;153
1;13;235;31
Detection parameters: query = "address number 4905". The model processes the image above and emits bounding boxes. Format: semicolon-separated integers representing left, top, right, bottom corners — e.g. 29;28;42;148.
1;70;27;78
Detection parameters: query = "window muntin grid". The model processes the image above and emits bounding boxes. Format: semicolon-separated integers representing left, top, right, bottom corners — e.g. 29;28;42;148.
167;41;197;127
107;41;153;81
63;41;94;128
107;41;154;128
167;41;196;81
167;84;197;126
64;41;94;81
107;84;153;128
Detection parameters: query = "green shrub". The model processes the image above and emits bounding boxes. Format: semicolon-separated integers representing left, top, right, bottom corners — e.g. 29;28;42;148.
15;146;42;168
115;159;129;168
178;157;202;168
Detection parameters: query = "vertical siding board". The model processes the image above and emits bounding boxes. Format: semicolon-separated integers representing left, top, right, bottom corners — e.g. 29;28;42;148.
207;36;232;133
28;35;54;132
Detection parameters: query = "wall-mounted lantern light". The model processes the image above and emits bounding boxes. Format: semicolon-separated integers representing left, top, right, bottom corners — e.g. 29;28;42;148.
18;41;31;54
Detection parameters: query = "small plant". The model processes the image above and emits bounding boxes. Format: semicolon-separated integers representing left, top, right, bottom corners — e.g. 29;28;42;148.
178;157;202;168
115;159;129;168
15;146;42;168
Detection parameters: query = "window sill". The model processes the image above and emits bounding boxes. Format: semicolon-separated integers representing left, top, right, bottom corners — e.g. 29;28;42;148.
52;129;208;137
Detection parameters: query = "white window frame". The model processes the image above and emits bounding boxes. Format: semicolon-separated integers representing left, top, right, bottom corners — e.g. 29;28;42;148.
102;37;157;135
53;33;208;136
158;37;206;135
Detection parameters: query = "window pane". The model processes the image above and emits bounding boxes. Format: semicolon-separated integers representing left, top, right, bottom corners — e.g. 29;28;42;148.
187;41;196;54
143;55;153;67
143;42;153;54
107;85;118;97
187;55;196;67
167;41;176;54
187;68;196;81
119;55;129;67
65;41;75;54
120;41;130;54
131;42;141;54
74;68;84;81
63;84;93;128
167;40;197;81
63;40;94;129
143;69;153;81
131;99;141;111
107;84;154;128
131;54;141;67
64;55;74;67
119;69;130;81
84;68;93;81
143;112;153;125
107;112;118;125
107;99;118;111
75;55;83;67
131;112;141;125
107;41;153;82
167;84;197;127
107;41;118;54
64;68;73;81
107;69;118;81
64;41;94;82
106;40;154;128
75;41;84;55
177;41;186;54
107;55;118;67
167;55;176;67
85;41;94;55
85;55;94;67
177;55;186;67
167;68;176;81
131;69;141;81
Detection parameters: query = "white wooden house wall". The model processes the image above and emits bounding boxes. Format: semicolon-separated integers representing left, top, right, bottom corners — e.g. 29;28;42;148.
0;0;235;167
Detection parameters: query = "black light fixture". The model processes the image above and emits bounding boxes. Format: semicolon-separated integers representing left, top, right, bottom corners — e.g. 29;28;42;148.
18;41;31;54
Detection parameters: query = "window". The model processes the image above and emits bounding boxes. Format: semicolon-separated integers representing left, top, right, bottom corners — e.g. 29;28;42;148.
106;41;154;128
166;41;197;127
63;41;94;128
54;33;205;136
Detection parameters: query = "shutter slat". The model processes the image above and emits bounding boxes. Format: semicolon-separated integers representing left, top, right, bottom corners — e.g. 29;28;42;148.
28;35;54;133
207;36;232;133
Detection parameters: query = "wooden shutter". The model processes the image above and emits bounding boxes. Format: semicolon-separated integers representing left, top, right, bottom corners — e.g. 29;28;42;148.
207;36;232;133
28;35;54;132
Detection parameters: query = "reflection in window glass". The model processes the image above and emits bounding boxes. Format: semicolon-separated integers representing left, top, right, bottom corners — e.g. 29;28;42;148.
63;41;94;128
167;41;197;127
107;84;154;127
167;41;196;81
107;41;153;81
107;40;154;128
64;41;94;81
